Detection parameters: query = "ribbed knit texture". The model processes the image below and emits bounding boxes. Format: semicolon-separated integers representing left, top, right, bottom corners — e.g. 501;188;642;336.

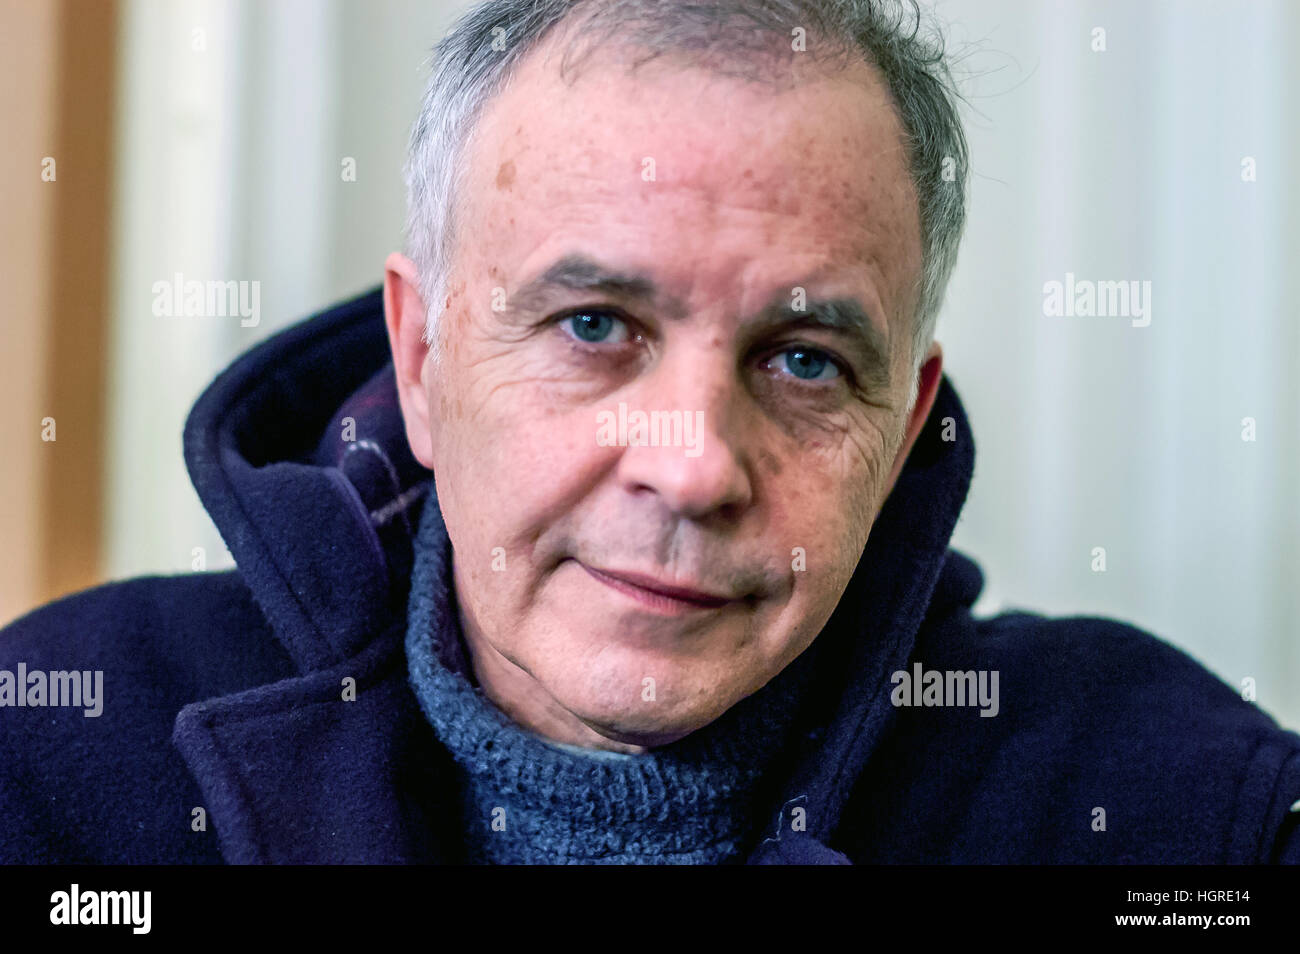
405;488;823;865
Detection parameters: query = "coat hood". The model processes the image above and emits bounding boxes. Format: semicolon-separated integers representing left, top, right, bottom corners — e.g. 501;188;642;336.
181;285;983;862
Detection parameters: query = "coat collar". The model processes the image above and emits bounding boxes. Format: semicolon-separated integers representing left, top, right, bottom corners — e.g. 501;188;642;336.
181;288;428;674
174;287;979;864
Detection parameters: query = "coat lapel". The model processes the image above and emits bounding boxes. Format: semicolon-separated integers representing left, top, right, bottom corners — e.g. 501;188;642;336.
172;622;462;863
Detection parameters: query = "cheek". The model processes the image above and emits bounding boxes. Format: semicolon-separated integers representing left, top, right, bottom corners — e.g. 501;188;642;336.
768;417;887;537
435;388;605;560
773;479;870;582
761;434;883;631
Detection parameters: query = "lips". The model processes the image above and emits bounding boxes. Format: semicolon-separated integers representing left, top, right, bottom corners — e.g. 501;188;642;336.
578;562;739;609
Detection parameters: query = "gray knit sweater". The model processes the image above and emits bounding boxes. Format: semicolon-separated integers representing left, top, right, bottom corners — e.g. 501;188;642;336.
404;489;823;865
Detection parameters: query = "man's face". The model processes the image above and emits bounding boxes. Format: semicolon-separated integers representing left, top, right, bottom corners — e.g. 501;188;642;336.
390;41;937;749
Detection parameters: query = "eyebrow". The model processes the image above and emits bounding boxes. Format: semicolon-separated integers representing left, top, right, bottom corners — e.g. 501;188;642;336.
506;254;894;390
508;255;673;316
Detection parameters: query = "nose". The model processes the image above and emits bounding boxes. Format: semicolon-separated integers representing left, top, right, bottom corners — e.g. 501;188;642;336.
611;353;754;521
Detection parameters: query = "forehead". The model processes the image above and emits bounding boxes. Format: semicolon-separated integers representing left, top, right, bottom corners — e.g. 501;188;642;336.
455;35;922;332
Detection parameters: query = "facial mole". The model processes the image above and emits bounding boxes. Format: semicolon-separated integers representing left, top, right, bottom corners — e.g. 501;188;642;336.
496;159;517;190
759;448;785;477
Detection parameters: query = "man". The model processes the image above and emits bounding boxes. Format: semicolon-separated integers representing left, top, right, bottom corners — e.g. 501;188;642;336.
2;0;1297;864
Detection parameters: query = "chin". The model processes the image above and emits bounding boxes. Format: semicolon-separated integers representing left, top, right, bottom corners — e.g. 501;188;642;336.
578;712;712;749
559;676;739;749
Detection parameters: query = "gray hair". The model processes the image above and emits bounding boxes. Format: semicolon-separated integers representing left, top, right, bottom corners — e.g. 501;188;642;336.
402;0;968;398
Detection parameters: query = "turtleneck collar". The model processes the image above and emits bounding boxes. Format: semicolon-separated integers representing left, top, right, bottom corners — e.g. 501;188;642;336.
404;488;825;864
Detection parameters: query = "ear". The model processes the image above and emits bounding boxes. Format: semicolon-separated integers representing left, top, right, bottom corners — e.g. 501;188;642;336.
383;251;436;470
881;341;943;501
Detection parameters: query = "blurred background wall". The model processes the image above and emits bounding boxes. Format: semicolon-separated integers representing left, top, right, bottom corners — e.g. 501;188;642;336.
1;0;115;620
2;0;1296;729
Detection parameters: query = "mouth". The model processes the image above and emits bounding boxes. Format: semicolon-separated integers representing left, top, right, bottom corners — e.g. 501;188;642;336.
577;562;744;614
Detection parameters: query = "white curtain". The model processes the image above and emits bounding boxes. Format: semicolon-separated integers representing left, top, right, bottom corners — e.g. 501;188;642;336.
938;0;1300;729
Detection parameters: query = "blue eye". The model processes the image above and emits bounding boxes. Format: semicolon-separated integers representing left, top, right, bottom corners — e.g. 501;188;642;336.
775;347;840;382
561;310;630;344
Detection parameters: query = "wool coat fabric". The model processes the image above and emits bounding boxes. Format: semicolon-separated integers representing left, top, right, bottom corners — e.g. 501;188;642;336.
2;287;1297;864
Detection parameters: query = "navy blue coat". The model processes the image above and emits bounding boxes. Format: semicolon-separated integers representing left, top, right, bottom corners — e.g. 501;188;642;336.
2;288;1297;864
